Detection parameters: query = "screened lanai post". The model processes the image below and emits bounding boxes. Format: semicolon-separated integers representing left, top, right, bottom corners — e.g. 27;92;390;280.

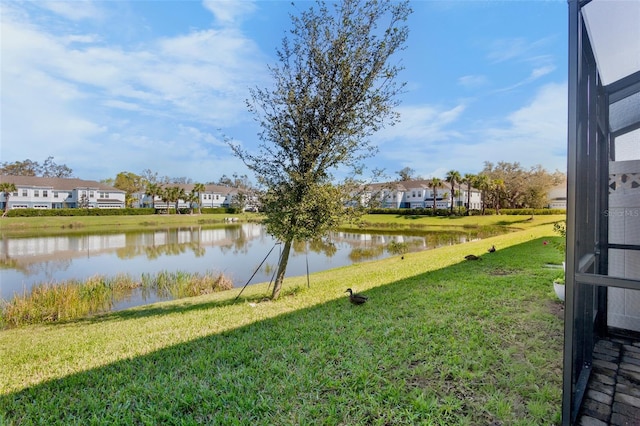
564;1;640;424
562;2;579;423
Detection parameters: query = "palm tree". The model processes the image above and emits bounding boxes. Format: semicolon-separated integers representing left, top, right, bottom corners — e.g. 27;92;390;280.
492;178;506;215
166;186;185;214
145;183;161;210
192;183;205;214
428;177;443;215
0;182;17;217
159;187;171;214
474;174;490;215
463;173;476;215
445;170;461;215
185;191;198;214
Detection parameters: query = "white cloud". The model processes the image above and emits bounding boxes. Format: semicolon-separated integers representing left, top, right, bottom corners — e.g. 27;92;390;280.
1;1;268;181
202;0;256;26
458;75;488;88
487;38;530;63
376;103;466;144
372;82;567;178
487;36;556;65
459;82;568;173
530;65;556;80
493;64;557;93
38;0;105;21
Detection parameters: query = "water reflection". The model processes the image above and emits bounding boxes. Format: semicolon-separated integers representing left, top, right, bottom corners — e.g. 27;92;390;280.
1;224;504;304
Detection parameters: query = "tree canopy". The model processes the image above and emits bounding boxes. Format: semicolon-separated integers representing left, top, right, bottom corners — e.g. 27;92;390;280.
231;0;411;299
0;157;73;178
480;161;565;209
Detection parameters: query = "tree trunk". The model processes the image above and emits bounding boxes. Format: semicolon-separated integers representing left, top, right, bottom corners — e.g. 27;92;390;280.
432;192;437;215
2;194;9;217
271;239;292;300
450;188;454;215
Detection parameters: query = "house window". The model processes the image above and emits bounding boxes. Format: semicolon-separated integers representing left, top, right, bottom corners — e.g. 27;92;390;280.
43;190;48;197
418;191;422;197
12;191;18;196
54;192;59;198
90;191;94;198
22;189;27;197
34;190;39;197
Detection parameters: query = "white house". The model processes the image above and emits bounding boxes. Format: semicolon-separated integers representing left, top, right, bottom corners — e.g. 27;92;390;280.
547;183;567;209
362;180;483;211
140;183;253;211
0;176;126;209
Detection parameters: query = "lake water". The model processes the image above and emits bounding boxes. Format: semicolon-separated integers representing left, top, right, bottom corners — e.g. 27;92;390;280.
0;223;501;309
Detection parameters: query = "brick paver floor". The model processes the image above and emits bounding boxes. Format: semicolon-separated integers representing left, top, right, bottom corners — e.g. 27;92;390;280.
577;336;640;426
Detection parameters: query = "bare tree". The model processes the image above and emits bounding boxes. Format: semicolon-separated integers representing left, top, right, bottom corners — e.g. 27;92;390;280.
396;166;415;181
231;0;411;299
1;157;73;178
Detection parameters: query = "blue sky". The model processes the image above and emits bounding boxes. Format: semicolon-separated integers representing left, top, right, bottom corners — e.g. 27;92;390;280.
1;0;568;183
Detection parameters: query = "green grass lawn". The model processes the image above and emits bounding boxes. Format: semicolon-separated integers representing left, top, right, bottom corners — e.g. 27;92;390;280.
0;216;565;425
0;213;255;237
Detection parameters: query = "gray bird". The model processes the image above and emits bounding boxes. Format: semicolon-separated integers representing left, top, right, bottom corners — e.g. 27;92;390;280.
345;288;368;305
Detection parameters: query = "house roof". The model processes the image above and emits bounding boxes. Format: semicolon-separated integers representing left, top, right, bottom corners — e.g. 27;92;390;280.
0;175;124;193
365;179;478;192
155;183;238;195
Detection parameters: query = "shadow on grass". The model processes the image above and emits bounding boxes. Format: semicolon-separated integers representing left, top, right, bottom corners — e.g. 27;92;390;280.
75;289;277;326
1;238;564;425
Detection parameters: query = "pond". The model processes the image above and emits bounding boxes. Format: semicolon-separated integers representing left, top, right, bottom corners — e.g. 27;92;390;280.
0;224;504;310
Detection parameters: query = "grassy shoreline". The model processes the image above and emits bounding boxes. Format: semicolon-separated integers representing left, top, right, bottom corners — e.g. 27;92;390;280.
0;215;565;424
0;213;255;237
0;212;561;236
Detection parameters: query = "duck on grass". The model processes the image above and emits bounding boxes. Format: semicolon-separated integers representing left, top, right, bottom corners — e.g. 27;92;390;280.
345;288;368;305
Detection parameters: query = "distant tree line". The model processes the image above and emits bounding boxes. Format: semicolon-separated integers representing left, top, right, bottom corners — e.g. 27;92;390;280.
0;157;73;178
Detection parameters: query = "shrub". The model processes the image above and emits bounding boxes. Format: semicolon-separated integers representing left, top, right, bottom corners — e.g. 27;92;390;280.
5;208;156;217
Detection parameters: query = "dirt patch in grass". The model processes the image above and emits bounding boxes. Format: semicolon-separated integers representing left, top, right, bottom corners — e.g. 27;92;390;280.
488;268;520;276
547;299;564;320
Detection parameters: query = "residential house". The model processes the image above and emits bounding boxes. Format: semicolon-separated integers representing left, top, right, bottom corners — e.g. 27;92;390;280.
0;176;125;209
362;180;483;211
140;183;245;211
547;183;567;209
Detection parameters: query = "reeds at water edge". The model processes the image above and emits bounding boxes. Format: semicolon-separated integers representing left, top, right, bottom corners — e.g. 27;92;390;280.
0;270;233;328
